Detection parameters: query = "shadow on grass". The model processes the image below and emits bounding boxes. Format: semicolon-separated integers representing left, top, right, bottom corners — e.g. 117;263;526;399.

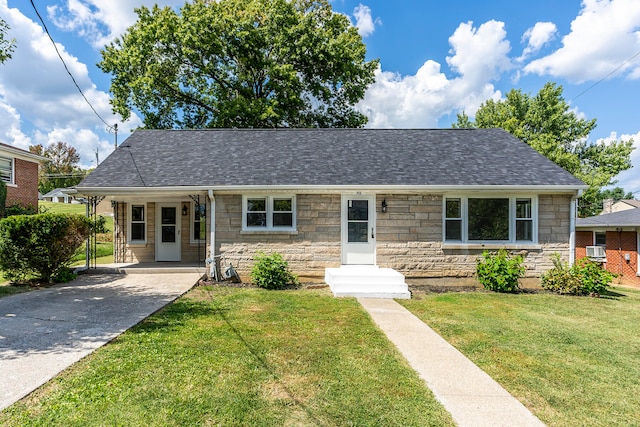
198;287;326;426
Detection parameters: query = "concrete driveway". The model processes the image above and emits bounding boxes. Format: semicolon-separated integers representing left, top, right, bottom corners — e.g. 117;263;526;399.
0;271;202;410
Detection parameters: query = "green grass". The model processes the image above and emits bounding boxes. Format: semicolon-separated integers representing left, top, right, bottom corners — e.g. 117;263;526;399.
38;201;85;215
0;287;455;426
400;287;640;426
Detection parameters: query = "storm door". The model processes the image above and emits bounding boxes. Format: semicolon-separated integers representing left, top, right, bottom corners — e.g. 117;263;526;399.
156;203;181;261
341;195;375;264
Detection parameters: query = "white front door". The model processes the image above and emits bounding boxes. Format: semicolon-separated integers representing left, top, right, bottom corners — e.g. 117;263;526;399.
342;195;376;265
156;203;181;262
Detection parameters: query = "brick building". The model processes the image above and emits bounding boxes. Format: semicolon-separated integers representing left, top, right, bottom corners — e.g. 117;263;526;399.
576;209;640;286
0;143;47;209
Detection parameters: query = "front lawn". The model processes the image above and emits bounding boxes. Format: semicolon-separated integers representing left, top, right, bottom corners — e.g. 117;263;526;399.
0;287;454;426
400;287;640;426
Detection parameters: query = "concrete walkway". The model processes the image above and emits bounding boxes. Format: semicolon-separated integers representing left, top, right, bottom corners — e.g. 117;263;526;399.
359;298;545;427
0;271;201;410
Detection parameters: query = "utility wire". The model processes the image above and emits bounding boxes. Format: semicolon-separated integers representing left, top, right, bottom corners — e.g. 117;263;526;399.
570;49;640;102
29;0;114;131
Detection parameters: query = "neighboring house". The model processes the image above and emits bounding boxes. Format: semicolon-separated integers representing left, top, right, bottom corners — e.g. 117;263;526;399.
576;209;640;285
0;142;47;209
602;199;640;214
42;188;77;204
76;128;586;297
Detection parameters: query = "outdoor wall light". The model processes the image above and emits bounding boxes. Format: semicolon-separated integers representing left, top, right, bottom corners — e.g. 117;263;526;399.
182;204;188;216
381;199;387;213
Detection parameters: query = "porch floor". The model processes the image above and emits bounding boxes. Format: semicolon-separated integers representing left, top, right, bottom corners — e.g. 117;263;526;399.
324;266;411;299
80;262;208;275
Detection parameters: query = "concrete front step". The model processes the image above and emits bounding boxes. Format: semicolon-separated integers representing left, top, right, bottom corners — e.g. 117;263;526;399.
325;266;411;299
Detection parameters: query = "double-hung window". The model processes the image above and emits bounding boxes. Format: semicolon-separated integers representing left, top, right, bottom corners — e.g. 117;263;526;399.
192;202;206;242
243;195;295;231
444;196;536;243
0;157;13;184
129;204;146;243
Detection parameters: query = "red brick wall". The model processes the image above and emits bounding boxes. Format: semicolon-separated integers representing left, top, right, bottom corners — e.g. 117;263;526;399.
605;231;639;285
575;231;592;260
6;158;39;208
575;230;639;285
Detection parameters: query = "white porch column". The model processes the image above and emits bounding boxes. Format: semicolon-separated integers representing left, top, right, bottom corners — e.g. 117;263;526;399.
569;196;577;266
208;189;216;277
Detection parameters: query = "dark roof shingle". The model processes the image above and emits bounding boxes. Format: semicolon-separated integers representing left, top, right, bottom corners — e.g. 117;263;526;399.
78;128;585;189
577;209;640;227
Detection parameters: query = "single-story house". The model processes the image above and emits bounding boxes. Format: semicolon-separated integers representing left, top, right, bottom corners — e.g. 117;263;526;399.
42;188;78;204
76;128;586;297
602;198;640;214
576;209;640;285
0;142;48;209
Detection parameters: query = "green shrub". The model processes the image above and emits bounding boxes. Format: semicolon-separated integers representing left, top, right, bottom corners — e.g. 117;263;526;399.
476;249;525;293
541;253;614;296
0;181;6;218
250;252;299;290
52;267;78;283
0;213;92;283
5;203;38;216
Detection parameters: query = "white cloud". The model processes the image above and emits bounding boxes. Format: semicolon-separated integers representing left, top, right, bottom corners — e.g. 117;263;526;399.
519;22;557;61
359;20;510;128
352;4;381;38
524;0;640;83
446;20;513;86
0;0;142;168
47;0;186;48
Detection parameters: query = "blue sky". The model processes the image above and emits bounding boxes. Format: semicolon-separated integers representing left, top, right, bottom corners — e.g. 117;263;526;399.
1;0;639;194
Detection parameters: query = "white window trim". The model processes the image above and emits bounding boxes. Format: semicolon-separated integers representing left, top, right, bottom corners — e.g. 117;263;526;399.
242;195;296;232
0;156;14;185
190;201;206;244
442;195;538;245
128;202;147;245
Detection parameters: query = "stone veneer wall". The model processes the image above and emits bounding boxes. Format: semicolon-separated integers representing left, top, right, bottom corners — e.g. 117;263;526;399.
376;194;572;278
112;192;574;279
215;194;342;277
113;201;207;264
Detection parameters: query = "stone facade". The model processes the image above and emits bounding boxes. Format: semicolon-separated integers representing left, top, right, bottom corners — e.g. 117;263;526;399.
376;194;572;278
113;201;207;264
215;194;342;277
111;192;574;279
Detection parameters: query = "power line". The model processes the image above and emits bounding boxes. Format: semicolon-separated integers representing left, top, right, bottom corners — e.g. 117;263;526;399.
570;49;640;102
29;0;114;131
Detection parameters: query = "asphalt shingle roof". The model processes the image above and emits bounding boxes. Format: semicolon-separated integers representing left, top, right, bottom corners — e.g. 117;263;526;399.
577;208;640;227
78;128;585;189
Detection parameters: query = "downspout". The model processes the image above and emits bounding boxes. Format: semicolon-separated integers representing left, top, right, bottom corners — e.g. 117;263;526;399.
569;195;577;266
208;189;216;277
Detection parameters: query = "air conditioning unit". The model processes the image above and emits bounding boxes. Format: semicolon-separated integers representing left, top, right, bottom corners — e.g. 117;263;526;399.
586;245;606;261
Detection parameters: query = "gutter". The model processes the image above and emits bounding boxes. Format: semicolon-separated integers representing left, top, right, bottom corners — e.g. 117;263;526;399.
76;184;589;196
569;196;577;266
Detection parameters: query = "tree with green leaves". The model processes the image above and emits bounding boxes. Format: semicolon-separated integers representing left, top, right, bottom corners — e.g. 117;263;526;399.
0;16;16;64
98;0;378;129
29;142;87;194
453;82;634;217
